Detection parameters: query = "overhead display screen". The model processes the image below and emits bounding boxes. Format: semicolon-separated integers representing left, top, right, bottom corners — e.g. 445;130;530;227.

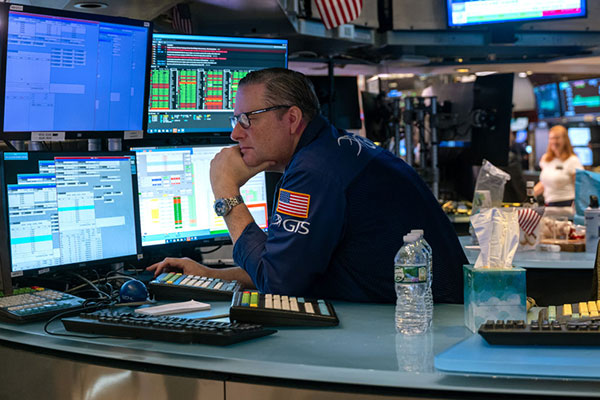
447;0;586;27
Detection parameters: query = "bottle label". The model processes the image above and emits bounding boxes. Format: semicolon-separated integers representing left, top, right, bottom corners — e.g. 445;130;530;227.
395;265;427;284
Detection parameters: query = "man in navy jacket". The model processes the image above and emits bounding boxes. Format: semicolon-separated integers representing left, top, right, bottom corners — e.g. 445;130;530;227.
148;68;467;303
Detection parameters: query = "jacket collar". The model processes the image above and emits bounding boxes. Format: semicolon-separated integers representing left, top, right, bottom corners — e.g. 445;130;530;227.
293;114;329;156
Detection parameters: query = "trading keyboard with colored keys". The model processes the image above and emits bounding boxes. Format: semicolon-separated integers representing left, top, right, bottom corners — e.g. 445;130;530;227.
478;318;600;346
538;300;600;323
149;273;241;301
229;290;339;327
0;287;85;323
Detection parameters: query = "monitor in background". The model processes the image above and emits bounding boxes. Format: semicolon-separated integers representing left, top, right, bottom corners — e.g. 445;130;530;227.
308;76;361;130
568;126;591;146
1;5;152;139
559;78;600;117
361;91;392;143
447;0;586;27
0;152;142;289
573;146;593;166
132;145;268;249
510;117;529;131
533;83;562;120
147;34;288;135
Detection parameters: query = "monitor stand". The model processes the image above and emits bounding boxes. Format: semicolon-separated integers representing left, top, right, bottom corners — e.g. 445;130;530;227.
0;260;13;296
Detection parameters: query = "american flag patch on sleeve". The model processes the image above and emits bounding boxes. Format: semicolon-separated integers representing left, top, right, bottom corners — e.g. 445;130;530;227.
276;189;310;218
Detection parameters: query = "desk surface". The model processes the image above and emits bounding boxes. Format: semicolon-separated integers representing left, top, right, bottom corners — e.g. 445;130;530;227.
460;235;596;269
1;303;600;397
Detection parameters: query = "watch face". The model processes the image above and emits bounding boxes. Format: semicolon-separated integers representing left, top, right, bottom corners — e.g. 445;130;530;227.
214;199;229;216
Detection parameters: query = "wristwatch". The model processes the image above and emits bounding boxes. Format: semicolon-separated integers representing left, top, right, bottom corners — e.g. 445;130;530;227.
213;195;244;217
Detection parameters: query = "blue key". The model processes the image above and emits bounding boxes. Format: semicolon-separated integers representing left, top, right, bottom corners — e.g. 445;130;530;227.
318;300;330;316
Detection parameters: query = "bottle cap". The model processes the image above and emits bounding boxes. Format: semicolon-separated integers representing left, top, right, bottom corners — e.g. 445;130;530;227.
403;234;415;243
591;195;599;209
411;229;424;236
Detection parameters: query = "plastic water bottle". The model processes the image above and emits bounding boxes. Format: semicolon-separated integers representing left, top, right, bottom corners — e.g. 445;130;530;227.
585;195;600;253
411;229;433;323
394;234;431;334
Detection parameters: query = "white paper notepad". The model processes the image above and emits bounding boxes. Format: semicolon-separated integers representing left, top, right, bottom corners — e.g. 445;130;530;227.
135;300;211;316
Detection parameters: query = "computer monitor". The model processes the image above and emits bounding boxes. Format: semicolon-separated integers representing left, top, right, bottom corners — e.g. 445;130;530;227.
559;78;600;117
308;76;361;130
573;147;593;166
147;34;288;135
0;152;142;292
447;0;586;27
533;83;562;120
568;126;591;147
0;4;152;139
132;145;269;249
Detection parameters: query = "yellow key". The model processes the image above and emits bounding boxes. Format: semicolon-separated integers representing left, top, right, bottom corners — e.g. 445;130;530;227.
563;303;572;316
588;301;598;312
580;302;589;315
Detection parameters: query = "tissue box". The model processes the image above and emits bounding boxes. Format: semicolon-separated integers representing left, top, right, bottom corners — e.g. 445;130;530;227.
463;264;527;332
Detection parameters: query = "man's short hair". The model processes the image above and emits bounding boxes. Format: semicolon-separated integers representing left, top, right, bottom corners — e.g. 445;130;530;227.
238;68;320;122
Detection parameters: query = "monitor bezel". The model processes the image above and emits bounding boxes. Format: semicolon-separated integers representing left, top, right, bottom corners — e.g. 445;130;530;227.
131;141;271;254
0;4;153;140
0;151;143;283
446;0;587;28
146;33;288;137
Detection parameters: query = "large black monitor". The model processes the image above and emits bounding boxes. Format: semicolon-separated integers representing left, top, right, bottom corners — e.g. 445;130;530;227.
0;4;152;139
0;152;142;293
147;34;288;135
447;0;586;27
132;145;269;249
559;78;600;117
533;83;562;120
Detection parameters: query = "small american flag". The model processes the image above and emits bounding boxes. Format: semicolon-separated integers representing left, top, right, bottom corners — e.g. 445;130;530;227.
171;3;193;35
518;208;543;236
277;189;311;218
315;0;363;30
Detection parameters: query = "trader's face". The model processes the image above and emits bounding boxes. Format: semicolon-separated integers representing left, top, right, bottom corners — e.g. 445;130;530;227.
230;84;293;170
549;130;565;156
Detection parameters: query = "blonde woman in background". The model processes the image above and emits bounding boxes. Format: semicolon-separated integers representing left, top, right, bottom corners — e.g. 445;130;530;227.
534;125;583;206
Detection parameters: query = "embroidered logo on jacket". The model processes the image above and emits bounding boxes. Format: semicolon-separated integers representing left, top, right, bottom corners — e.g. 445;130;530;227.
270;213;311;235
276;189;310;218
337;134;376;156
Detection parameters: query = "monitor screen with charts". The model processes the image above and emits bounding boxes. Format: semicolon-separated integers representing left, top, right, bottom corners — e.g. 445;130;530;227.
132;145;269;248
533;83;562;120
559;78;600;117
0;152;142;280
147;34;287;135
1;5;152;138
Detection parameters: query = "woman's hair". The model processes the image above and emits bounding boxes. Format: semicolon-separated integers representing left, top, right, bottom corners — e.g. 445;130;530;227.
238;68;320;122
544;124;575;162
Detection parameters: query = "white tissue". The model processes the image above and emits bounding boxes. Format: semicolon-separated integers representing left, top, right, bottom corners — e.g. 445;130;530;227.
470;208;520;269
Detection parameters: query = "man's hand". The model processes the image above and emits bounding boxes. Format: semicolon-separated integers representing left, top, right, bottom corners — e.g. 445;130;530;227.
147;257;215;277
210;145;274;197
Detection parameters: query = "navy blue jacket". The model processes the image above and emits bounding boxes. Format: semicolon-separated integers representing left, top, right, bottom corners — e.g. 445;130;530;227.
233;115;467;303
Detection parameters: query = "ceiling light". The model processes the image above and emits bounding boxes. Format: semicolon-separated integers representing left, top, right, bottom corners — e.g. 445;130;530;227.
74;2;108;9
474;71;497;76
518;72;528;78
455;68;470;73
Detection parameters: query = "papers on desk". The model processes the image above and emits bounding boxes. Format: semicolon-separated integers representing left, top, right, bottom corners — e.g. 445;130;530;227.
135;300;211;316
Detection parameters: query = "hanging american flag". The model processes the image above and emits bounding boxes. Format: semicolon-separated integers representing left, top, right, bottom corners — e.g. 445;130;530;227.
518;208;543;236
171;3;193;35
315;0;363;30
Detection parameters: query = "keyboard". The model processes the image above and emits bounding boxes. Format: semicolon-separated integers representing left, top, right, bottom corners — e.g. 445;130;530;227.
62;310;276;346
0;287;85;323
229;291;339;327
479;319;600;346
538;300;600;323
149;273;241;301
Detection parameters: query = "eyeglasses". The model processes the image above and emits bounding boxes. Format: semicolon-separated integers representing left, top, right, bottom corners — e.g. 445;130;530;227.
230;105;292;129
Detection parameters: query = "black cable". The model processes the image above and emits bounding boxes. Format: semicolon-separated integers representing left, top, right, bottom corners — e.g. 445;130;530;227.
43;299;117;339
3;140;17;151
199;245;223;254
